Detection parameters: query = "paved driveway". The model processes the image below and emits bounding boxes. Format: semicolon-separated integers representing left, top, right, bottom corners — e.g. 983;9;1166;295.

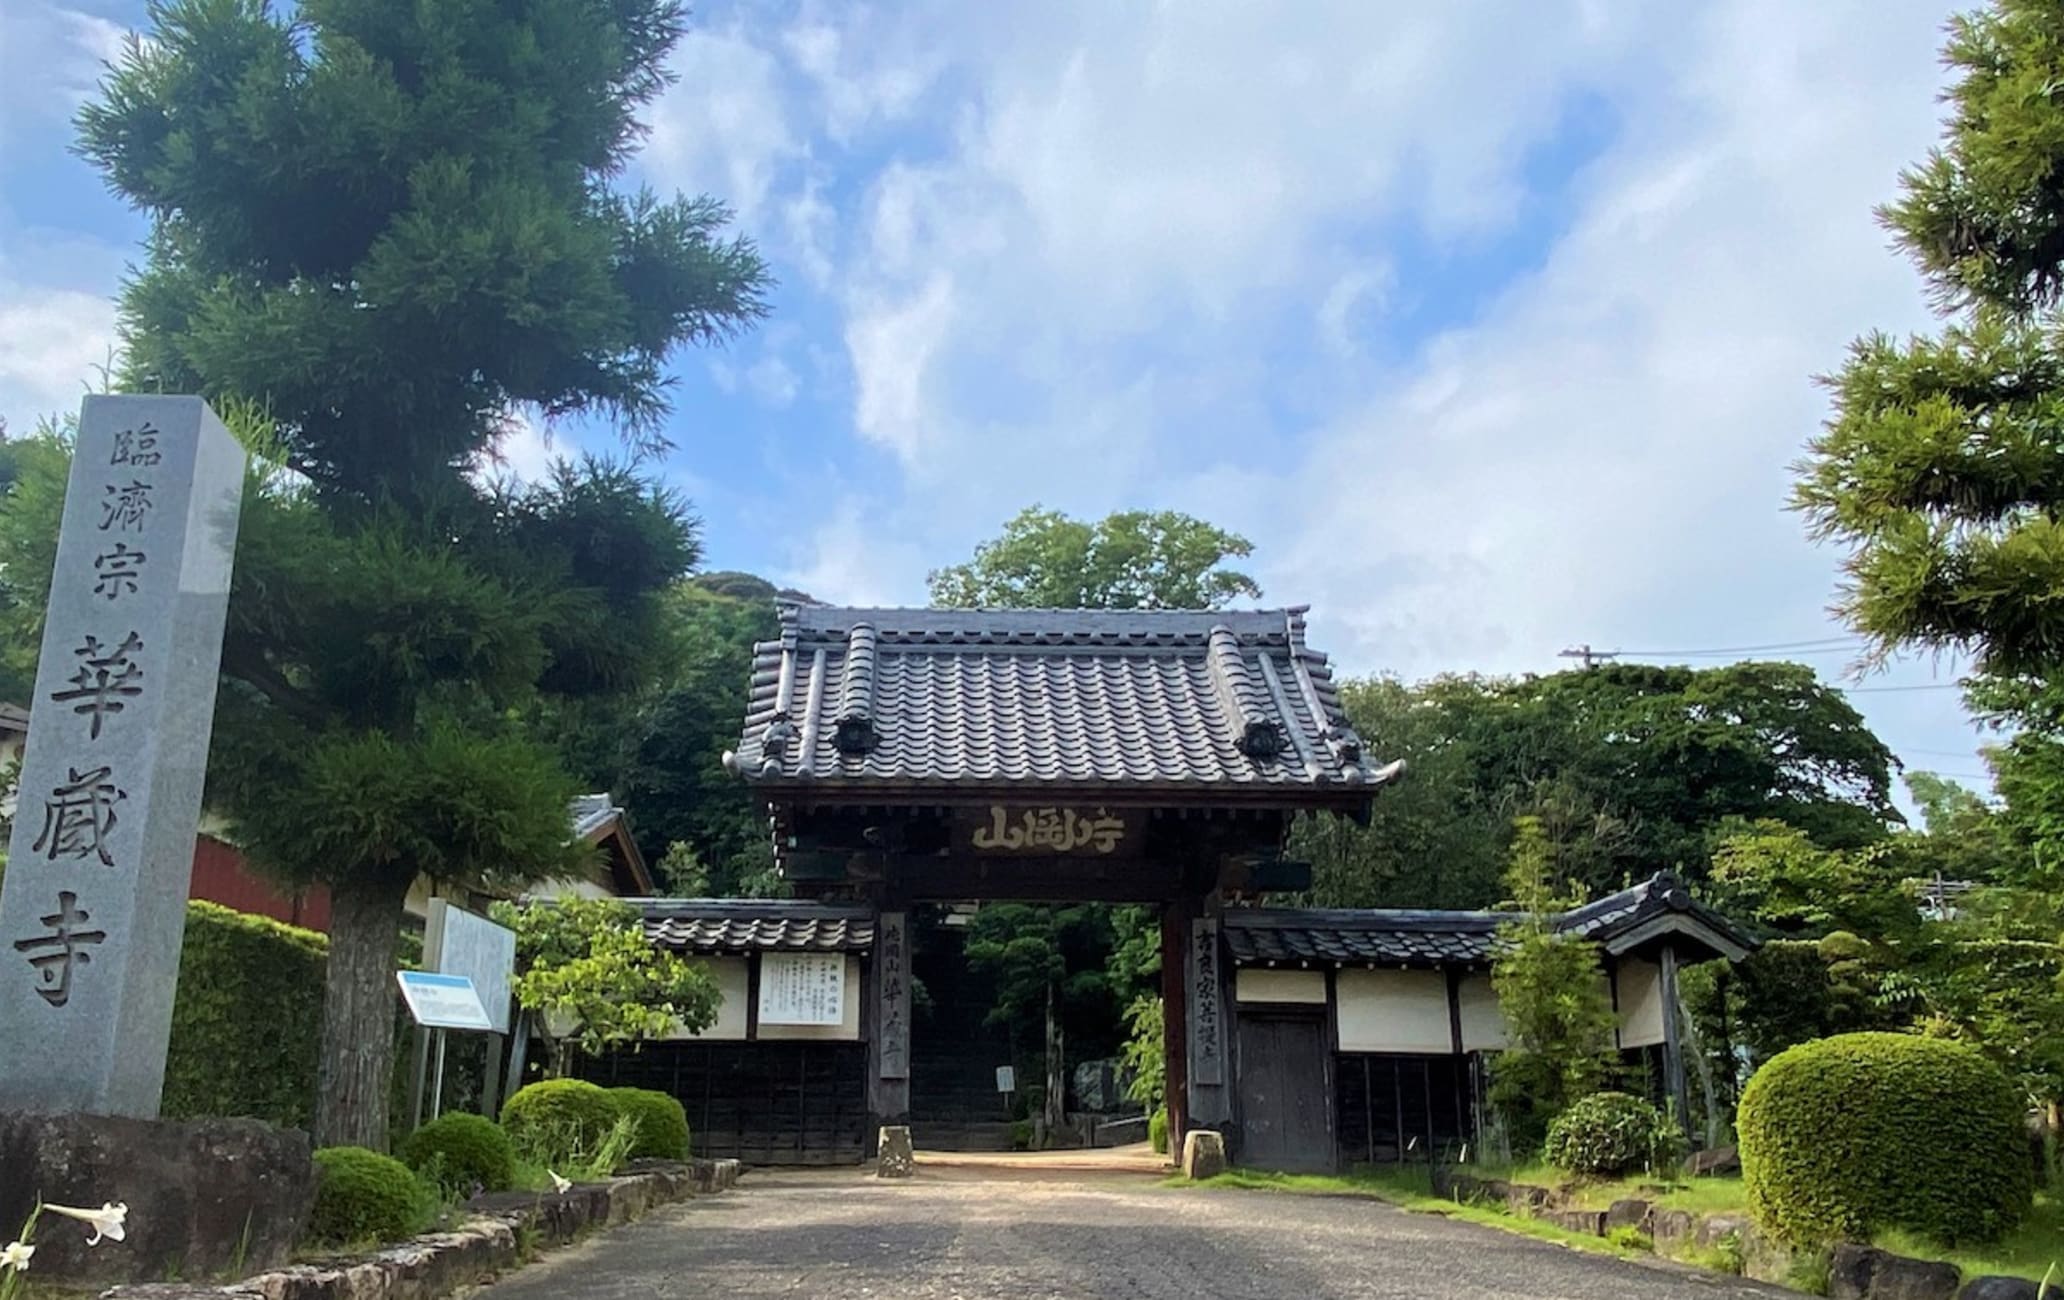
479;1167;1790;1300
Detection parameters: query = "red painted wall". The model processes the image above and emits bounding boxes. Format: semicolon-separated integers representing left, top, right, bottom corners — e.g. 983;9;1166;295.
188;834;332;932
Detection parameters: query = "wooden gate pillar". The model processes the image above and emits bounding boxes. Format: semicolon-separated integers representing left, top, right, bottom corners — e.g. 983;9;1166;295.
1160;900;1190;1149
1659;940;1692;1145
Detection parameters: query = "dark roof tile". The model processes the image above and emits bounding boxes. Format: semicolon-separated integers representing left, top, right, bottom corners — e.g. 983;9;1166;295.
638;900;876;954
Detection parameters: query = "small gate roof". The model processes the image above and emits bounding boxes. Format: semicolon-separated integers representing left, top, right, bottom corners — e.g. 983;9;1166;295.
1223;872;1756;968
639;899;876;954
725;605;1391;802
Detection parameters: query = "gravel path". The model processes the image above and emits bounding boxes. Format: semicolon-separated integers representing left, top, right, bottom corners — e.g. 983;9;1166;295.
477;1166;1793;1300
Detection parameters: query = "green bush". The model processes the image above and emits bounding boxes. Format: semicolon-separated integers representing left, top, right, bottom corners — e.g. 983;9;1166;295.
398;1113;517;1194
308;1147;430;1246
1149;1108;1169;1155
164;902;326;1127
607;1088;690;1161
1544;1091;1682;1177
501;1079;622;1165
1739;1032;2033;1245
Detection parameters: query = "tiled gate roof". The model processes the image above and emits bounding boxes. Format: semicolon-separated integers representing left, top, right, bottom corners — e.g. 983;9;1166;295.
641;900;877;954
725;605;1392;798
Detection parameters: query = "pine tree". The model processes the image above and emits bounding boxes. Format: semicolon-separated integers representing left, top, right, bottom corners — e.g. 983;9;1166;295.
74;0;769;1148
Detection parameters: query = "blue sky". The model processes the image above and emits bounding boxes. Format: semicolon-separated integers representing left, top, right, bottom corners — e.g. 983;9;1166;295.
0;0;1999;799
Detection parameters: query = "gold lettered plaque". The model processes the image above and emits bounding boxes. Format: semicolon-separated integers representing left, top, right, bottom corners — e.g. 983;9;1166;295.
954;806;1144;857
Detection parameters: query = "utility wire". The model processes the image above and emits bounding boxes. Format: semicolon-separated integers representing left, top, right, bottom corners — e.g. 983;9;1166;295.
1607;636;1863;656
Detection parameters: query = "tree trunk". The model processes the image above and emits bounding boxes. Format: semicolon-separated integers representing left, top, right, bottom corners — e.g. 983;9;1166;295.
1044;981;1065;1134
313;874;411;1151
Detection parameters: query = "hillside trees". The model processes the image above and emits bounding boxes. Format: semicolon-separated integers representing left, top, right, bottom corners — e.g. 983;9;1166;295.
66;0;770;1147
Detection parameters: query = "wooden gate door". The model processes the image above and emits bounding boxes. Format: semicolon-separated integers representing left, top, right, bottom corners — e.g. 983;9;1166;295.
1235;1011;1333;1173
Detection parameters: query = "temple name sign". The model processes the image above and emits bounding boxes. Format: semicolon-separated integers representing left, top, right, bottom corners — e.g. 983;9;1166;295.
0;396;245;1118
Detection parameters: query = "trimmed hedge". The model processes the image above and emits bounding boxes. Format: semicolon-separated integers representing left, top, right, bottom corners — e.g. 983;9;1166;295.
1544;1091;1680;1177
501;1079;621;1163
399;1112;516;1194
309;1146;428;1246
609;1088;690;1161
164;902;327;1128
1739;1032;2032;1246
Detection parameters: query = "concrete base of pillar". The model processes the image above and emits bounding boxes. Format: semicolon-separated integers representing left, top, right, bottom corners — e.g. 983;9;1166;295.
876;1125;914;1178
1180;1129;1227;1180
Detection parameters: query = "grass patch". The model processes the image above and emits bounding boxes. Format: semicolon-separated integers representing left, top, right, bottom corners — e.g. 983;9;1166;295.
1872;1190;2063;1285
1171;1165;1649;1261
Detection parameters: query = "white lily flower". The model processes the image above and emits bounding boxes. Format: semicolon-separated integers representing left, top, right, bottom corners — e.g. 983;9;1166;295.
45;1202;126;1246
548;1171;571;1194
0;1240;33;1271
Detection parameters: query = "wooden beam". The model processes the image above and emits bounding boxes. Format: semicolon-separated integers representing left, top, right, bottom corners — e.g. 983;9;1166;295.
1444;967;1465;1057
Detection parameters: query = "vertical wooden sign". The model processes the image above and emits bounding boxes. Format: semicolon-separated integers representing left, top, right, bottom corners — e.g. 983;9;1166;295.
1188;917;1224;1086
876;911;909;1081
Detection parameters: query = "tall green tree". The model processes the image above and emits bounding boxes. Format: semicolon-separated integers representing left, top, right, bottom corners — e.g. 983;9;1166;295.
1299;663;1899;908
928;506;1260;610
70;0;769;1148
1797;0;2064;676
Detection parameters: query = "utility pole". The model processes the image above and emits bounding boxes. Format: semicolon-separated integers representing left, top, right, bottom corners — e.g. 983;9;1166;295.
1558;644;1618;671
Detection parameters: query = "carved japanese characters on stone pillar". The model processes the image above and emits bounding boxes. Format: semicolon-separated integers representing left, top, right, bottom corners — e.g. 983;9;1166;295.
0;396;244;1119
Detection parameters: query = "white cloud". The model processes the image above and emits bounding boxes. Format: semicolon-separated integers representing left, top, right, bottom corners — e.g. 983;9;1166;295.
0;1;126;141
0;279;118;430
643;26;803;222
845;275;955;460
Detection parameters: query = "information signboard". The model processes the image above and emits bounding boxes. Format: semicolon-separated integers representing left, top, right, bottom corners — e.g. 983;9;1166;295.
397;971;493;1031
757;952;845;1026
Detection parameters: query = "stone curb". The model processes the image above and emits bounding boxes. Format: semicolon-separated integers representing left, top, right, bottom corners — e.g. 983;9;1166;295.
100;1158;743;1300
1426;1166;2045;1300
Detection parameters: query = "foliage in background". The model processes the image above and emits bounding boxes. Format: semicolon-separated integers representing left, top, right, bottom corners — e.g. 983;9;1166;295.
1489;819;1623;1156
1543;1091;1683;1178
162;901;327;1128
1119;994;1166;1112
927;506;1260;610
1148;1108;1169;1156
1739;1033;2033;1247
493;898;719;1073
307;1146;436;1247
1298;664;1899;909
545;573;808;897
63;0;769;1150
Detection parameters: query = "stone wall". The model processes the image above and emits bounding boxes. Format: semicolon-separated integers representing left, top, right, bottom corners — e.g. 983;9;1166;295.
103;1158;742;1300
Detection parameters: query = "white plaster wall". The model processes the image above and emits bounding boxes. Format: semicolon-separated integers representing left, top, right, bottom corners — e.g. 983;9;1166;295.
1616;957;1666;1049
758;956;863;1042
1457;972;1507;1052
656;956;748;1040
1236;968;1327;1005
1335;968;1453;1054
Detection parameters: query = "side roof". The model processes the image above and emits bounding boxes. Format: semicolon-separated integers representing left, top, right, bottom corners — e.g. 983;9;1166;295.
725;604;1391;802
1223;872;1757;968
638;899;876;955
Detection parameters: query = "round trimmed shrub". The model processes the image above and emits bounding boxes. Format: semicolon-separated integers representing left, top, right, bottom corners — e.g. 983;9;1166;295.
501;1079;621;1162
608;1088;690;1161
1544;1091;1681;1177
398;1112;517;1194
308;1146;427;1246
1739;1032;2032;1245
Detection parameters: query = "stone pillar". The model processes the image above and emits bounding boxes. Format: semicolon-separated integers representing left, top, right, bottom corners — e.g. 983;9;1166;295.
869;910;910;1128
0;396;244;1118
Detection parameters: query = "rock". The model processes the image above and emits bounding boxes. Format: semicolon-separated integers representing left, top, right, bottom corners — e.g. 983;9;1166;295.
1961;1278;2048;1300
1605;1199;1652;1234
1543;1209;1607;1236
1694;1213;1752;1249
877;1125;914;1178
1504;1183;1551;1215
1687;1146;1741;1177
1830;1243;1961;1300
1651;1208;1696;1247
0;1109;312;1287
1180;1129;1227;1180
